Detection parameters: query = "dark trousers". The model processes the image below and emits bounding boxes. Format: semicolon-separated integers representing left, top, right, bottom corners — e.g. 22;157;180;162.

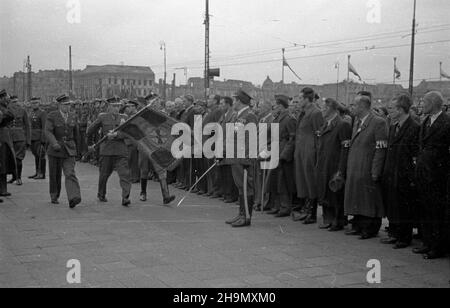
231;164;255;197
12;141;26;179
77;125;88;157
98;156;131;199
206;158;220;194
30;141;46;176
193;158;207;192
352;215;382;236
219;165;239;200
322;191;345;228
0;174;7;194
48;156;80;202
127;144;140;182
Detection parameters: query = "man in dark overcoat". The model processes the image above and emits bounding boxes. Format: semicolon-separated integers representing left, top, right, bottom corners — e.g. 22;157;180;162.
0;90;16;198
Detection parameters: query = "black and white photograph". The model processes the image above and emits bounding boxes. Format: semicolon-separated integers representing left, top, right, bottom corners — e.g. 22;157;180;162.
0;0;450;292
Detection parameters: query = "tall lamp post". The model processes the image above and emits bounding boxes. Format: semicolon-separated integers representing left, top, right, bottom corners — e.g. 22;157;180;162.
160;41;167;101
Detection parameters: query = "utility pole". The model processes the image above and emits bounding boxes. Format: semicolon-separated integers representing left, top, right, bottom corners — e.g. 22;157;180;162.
393;57;397;86
204;0;210;103
26;56;32;101
160;41;167;101
171;73;176;101
346;55;350;106
408;0;417;97
282;48;285;84
22;60;26;101
440;61;442;81
69;46;73;98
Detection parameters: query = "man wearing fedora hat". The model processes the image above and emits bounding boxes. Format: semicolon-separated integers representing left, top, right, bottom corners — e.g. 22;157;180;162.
316;98;352;231
223;89;258;228
45;94;82;208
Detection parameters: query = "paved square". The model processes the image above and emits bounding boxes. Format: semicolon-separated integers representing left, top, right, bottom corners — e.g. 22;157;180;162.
0;155;449;288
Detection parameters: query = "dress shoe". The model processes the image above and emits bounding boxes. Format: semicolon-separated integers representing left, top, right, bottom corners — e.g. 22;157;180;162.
211;193;221;199
140;193;147;202
231;217;251;228
412;246;430;254
303;216;317;225
98;196;108;203
16;179;23;186
197;190;206;196
345;230;361;236
163;195;176;205
275;211;290;218
291;211;308;222
0;199;3;203
266;209;279;215
423;250;445;260
122;198;131;207
28;174;37;179
7;178;16;184
359;232;376;240
328;226;344;232
226;215;242;225
51;199;59;205
0;192;11;197
319;223;331;230
224;198;236;204
69;197;81;209
34;174;45;180
393;242;410;249
380;237;398;245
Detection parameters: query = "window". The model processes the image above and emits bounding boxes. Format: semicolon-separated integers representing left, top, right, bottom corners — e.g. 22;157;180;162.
144;80;147;86
121;79;125;85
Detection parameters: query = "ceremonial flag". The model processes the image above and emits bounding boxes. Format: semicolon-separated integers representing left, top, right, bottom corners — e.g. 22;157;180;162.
348;59;362;81
283;55;302;81
117;106;181;176
440;66;450;79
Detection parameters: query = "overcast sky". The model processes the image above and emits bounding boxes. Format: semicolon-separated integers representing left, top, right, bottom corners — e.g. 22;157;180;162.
1;0;449;86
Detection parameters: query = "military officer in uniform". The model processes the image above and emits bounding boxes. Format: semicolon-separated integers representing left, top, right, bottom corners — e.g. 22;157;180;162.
87;99;132;207
124;100;140;183
224;90;258;228
0;90;16;198
28;97;47;179
45;94;82;208
7;96;31;185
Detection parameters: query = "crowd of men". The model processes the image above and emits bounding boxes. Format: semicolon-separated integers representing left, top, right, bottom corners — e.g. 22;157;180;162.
0;86;449;260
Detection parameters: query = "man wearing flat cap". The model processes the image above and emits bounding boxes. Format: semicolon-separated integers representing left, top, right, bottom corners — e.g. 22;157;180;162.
7;95;30;186
0;90;16;199
45;94;81;208
223;89;258;228
266;95;297;218
87;98;132;207
28;97;47;180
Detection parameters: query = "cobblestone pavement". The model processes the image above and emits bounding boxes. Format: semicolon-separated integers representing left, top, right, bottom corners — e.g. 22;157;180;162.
0;154;449;288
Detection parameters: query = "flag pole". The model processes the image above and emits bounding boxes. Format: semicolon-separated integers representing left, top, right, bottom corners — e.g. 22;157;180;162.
393;57;397;86
440;62;442;82
408;0;417;97
336;62;340;101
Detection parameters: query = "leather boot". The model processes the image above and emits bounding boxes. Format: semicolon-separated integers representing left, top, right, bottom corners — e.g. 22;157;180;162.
232;196;253;228
140;179;148;202
303;199;318;225
226;196;244;224
160;179;175;205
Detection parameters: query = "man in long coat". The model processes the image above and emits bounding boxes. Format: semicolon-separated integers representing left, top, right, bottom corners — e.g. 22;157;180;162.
0;90;16;198
316;98;352;231
414;91;450;259
266;95;296;217
381;94;420;249
344;94;388;239
294;88;324;224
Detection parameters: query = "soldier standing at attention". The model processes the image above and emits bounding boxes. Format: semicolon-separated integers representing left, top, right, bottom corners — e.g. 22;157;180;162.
87;98;132;207
7;96;31;185
28;97;47;180
224;90;258;228
45;94;82;208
